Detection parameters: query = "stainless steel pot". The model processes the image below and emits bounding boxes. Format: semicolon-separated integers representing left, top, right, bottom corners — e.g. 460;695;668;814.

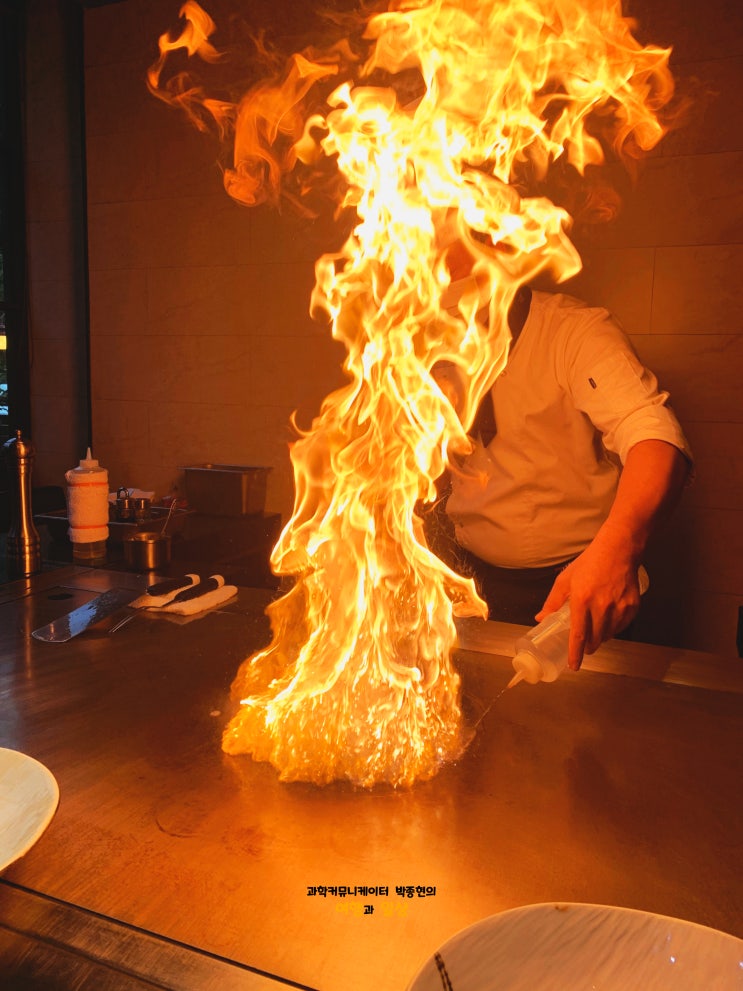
123;531;171;571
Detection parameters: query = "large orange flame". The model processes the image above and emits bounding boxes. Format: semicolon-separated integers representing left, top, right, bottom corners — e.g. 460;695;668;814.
151;0;674;787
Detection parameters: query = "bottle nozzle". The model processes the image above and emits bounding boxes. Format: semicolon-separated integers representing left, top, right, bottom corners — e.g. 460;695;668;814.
506;669;525;691
510;648;545;685
79;447;100;470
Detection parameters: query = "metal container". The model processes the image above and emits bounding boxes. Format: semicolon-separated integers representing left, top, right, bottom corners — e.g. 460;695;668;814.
182;464;271;517
133;497;151;523
123;531;171;571
115;487;134;521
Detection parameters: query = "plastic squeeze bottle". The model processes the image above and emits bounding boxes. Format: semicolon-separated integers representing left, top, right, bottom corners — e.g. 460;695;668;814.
507;566;650;689
65;448;109;565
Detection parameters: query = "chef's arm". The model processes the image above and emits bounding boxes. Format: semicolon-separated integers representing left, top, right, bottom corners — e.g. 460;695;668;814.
431;361;466;414
537;439;691;669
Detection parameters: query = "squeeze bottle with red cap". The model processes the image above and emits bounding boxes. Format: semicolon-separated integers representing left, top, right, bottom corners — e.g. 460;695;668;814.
65;448;109;565
507;566;650;689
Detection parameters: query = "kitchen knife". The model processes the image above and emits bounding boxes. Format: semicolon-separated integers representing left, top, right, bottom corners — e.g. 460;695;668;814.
146;574;196;597
31;588;142;643
170;575;224;603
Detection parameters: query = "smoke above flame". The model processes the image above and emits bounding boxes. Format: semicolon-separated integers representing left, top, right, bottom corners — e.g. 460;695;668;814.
150;0;674;787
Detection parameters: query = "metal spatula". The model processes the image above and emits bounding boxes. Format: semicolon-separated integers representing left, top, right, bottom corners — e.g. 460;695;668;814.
31;588;142;643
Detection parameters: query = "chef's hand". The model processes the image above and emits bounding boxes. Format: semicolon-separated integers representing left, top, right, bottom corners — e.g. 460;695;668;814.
535;537;642;671
536;440;689;670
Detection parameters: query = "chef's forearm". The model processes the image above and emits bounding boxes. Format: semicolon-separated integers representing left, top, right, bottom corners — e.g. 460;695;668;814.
594;438;691;563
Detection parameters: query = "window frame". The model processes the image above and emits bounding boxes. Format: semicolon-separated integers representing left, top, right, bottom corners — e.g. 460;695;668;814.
0;0;30;444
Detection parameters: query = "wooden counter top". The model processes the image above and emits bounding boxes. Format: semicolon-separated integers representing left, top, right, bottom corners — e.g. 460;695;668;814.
455;615;743;695
1;567;741;989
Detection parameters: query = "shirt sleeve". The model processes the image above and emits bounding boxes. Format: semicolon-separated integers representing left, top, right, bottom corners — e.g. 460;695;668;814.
431;360;466;415
559;308;694;467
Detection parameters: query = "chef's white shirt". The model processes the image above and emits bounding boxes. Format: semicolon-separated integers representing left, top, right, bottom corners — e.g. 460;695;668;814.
444;290;693;568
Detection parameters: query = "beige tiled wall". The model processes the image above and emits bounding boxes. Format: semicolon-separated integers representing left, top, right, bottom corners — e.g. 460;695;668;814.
82;0;743;654
84;0;348;516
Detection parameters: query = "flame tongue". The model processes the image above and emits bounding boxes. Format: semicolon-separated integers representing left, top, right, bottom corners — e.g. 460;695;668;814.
153;0;674;787
222;316;482;787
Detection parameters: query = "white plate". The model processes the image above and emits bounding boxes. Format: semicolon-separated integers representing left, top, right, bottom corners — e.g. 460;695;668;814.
0;748;59;873
408;902;743;990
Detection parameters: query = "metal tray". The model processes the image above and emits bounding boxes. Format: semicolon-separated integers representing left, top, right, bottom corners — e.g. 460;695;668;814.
34;506;190;544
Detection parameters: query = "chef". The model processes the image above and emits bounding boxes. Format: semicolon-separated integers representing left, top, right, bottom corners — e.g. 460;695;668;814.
430;242;693;671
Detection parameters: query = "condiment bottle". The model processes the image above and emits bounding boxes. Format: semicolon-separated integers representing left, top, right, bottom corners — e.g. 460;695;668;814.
65;448;109;565
507;566;650;689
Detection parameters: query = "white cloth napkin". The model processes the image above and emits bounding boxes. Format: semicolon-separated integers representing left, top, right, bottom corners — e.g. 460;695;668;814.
129;575;237;616
162;583;237;615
